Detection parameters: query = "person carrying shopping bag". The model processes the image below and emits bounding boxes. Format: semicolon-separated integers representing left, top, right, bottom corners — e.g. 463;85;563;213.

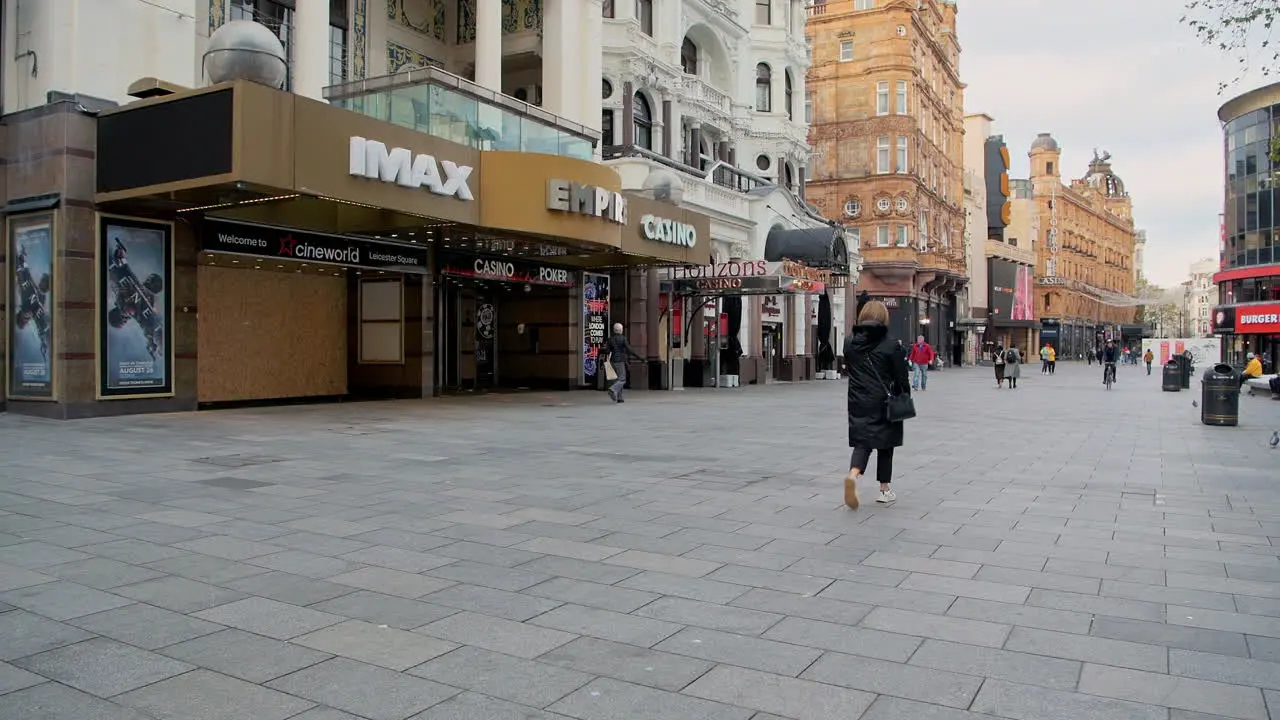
842;301;914;508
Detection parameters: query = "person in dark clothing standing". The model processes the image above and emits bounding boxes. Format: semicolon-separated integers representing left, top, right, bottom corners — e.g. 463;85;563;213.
602;323;637;403
842;300;911;508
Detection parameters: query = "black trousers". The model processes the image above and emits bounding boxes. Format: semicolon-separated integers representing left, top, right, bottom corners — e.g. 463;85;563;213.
850;447;895;484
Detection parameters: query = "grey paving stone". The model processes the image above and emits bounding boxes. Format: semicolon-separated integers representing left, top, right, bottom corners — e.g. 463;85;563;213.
0;541;92;568
666;527;773;551
537;636;714;692
108;522;212;544
971;678;1169;720
860;695;996;719
900;572;1032;604
0;580;134;620
68;602;224;650
1044;557;1167;585
146;553;271;585
862;551;980;579
266;531;373;557
1101;578;1238;611
309;589;459;630
818;580;957;614
1092;615;1250;656
516;536;624;562
861;606;1011;648
138;509;231;527
0;660;47;694
82;539;192;564
548;677;753;720
0;682;155;720
730;587;872;627
14;637;193;697
41;557;164;590
432;540;545;567
1247;634;1280;662
1006;626;1169;672
762;615;920;662
158;628;332;683
116;669;315;720
418;611;577;658
0;609;95;660
973;564;1102;594
1170;648;1280;690
267;657;460;720
220;570;355;606
801;650;983;708
909;638;1082;690
423;559;552;592
519;555;640;584
513;522;611;543
423;583;562;622
193;596;343;640
945;597;1094;634
685;545;799;571
337;545;454;573
1077;663;1267;719
524;577;659;613
248;550;362;579
410;645;592;708
605;550;722;577
634;596;782;635
684;664;875;720
529;603;682;647
618;570;750;604
288;708;363;720
1170;607;1280;638
172;535;284;561
704;564;832;595
17;524;121;548
1170;572;1280;599
654;626;821;676
1028;588;1167;622
112;575;248;613
0;562;56;592
327;567;455;599
294;619;457;671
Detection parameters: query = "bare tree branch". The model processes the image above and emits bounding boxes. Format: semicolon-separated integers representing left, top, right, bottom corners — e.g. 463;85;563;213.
1182;0;1280;92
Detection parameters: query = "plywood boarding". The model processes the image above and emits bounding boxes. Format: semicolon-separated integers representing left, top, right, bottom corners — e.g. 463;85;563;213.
197;266;347;402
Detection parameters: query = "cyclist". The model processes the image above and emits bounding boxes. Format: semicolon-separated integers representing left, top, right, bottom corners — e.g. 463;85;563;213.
1101;340;1119;386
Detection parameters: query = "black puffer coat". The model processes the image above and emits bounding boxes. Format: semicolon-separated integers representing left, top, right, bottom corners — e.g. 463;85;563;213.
844;322;911;449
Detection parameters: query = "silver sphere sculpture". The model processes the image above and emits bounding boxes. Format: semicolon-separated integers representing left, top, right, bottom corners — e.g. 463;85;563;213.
642;167;684;206
203;20;287;88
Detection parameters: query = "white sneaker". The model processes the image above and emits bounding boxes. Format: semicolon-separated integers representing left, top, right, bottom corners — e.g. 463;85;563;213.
876;490;897;504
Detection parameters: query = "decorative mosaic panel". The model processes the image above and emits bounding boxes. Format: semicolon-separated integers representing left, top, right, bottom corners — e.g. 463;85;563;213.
388;0;446;41
387;39;438;71
208;0;226;36
457;0;541;44
352;0;369;79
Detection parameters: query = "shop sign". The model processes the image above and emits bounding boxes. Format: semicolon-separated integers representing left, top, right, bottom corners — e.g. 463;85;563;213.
674;275;823;296
203;221;430;272
440;254;576;287
762;295;782;318
348;136;475;200
546;179;627;225
1037;276;1068;286
640;214;697;247
671;260;768;280
1237;303;1280;334
766;260;831;286
878;297;901;309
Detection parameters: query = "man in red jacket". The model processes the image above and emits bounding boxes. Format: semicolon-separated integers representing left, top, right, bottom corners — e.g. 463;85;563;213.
907;335;936;391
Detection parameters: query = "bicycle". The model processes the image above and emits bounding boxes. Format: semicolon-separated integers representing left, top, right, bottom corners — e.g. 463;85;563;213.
1103;362;1116;390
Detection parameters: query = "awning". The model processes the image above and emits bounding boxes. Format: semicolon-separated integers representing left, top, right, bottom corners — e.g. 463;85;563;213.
672;275;824;296
764;226;849;273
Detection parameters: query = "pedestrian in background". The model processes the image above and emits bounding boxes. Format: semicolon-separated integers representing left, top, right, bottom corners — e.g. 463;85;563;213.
993;344;1007;388
1143;348;1154;375
1040;343;1051;374
602;323;637;403
1047;344;1056;374
843;300;911;508
1005;345;1022;389
907;335;935;391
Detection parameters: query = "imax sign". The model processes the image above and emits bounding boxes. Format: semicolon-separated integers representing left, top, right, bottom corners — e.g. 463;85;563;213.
348;136;475;200
546;179;627;225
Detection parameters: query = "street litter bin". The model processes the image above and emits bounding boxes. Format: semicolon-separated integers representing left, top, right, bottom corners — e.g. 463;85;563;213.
1177;354;1193;389
1201;364;1240;427
1162;360;1181;392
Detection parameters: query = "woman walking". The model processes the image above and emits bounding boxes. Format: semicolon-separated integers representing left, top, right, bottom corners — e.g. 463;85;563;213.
993;344;1007;388
843;301;911;508
1005;345;1022;389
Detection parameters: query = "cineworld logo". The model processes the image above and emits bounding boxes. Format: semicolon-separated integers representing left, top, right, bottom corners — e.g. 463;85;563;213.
278;235;360;264
349;136;475;200
641;214;697;248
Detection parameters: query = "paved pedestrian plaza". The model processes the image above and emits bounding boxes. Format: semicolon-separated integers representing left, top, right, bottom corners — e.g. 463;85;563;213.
0;360;1278;720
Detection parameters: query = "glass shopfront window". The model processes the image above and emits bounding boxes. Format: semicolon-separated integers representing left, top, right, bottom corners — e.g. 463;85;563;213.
1223;104;1280;269
1220;275;1280;303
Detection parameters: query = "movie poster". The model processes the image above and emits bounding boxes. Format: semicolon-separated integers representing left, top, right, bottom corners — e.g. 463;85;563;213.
1012;264;1034;321
8;215;55;398
98;216;173;398
582;272;610;384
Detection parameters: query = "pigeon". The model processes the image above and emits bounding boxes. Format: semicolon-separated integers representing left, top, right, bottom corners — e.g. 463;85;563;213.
1192;400;1199;408
1271;431;1279;449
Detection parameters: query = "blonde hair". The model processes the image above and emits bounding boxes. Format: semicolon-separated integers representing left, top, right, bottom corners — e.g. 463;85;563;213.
857;300;890;325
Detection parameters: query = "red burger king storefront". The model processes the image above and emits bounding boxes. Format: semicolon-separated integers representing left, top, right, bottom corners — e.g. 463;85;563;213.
1212;302;1280;370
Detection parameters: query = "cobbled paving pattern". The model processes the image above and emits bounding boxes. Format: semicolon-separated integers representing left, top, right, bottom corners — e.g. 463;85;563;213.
0;361;1278;719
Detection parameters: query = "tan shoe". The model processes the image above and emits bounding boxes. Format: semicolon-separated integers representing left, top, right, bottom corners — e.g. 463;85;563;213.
844;473;860;509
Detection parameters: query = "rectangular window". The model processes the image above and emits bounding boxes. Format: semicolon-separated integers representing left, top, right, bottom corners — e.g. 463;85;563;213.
896;136;908;173
876;81;889;115
755;0;771;25
876;136;890;174
919;212;928;250
896;225;909;247
804;92;813;123
855;0;875;9
603;0;614;17
637;0;653;36
895;80;907;115
849;227;861;247
840;40;854;62
877;225;890;247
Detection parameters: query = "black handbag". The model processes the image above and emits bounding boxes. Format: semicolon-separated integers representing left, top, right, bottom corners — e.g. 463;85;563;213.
862;354;916;422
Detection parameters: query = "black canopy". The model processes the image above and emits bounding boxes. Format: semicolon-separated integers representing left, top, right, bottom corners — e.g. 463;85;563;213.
764;226;849;273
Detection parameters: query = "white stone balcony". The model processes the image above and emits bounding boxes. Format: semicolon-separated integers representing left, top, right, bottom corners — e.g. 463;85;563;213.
682;75;734;125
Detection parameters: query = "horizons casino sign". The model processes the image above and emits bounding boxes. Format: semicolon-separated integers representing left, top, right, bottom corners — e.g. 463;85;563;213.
348;136;475;200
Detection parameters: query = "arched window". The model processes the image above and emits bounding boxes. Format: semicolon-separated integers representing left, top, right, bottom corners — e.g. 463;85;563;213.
784;71;794;120
755;63;772;112
633;92;653;150
636;0;653;36
681;37;698;76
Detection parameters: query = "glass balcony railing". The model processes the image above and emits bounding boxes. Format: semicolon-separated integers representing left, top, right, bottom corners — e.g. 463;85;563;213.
324;66;598;161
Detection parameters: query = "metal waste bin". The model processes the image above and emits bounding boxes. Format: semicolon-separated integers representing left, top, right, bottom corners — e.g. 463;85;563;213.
1177;354;1193;389
1162;360;1181;391
1201;364;1240;426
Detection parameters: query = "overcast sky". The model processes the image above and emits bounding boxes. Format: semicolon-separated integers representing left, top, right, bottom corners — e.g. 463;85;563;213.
956;0;1257;288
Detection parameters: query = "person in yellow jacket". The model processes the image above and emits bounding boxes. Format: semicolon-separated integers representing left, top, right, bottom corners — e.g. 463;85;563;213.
1241;352;1263;390
1046;344;1057;374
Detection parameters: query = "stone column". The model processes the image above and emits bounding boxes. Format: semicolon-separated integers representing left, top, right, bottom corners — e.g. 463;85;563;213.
292;0;331;100
777;156;787;186
475;0;503;91
646;270;661;361
798;166;807;200
662;100;674;157
621;81;634;145
542;0;570;119
688;124;701;169
579;0;603;130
